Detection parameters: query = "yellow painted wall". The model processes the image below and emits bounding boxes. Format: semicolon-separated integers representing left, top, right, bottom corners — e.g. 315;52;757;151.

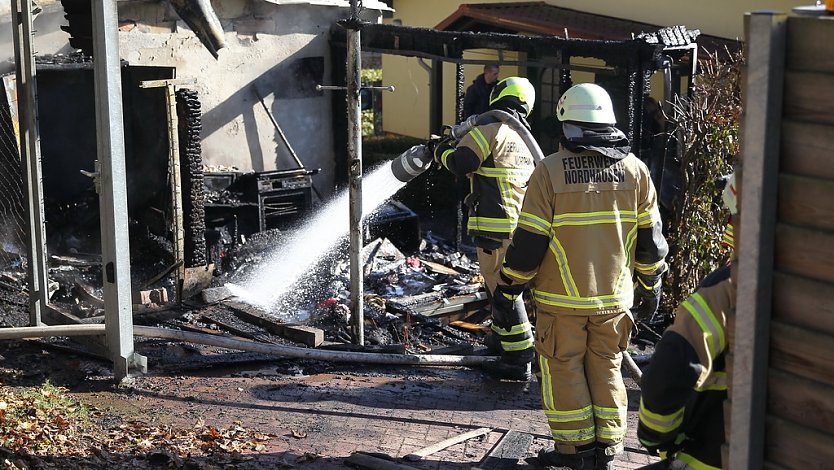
381;0;799;138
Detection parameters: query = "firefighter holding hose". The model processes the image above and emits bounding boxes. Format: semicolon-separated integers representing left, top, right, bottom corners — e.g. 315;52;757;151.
431;76;538;381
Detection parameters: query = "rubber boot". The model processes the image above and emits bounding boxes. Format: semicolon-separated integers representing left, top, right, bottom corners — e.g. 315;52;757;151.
537;445;595;469
595;443;622;470
481;359;532;381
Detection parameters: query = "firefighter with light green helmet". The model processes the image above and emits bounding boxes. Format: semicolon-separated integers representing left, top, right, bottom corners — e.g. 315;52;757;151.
432;76;538;381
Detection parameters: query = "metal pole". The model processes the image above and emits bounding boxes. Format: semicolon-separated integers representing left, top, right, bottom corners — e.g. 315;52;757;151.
347;0;364;345
10;0;49;327
91;0;147;379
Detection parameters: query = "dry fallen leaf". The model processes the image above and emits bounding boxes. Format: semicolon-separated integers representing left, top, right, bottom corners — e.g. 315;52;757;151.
290;430;307;439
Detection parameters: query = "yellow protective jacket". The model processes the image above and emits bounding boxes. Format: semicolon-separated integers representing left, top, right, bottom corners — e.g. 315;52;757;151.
500;147;667;315
637;264;736;469
439;116;535;242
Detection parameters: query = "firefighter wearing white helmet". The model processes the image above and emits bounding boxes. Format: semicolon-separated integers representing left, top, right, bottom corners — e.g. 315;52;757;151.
496;82;669;469
637;170;740;470
432;76;537;381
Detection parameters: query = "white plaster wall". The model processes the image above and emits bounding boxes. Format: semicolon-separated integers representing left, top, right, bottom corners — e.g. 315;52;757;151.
0;1;74;74
118;0;383;197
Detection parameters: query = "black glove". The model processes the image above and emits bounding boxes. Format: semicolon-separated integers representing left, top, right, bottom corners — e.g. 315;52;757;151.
633;273;662;322
432;137;455;166
492;282;526;330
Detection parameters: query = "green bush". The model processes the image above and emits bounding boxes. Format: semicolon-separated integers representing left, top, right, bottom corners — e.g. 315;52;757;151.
662;49;742;312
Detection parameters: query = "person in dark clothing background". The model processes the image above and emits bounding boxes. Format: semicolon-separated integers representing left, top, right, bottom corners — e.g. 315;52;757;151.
463;64;500;119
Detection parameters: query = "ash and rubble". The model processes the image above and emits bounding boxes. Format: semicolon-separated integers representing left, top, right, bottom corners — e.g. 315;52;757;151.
0;212;496;359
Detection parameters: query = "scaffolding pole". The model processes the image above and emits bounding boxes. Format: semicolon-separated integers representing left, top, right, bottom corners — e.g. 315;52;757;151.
347;0;364;346
91;0;147;379
10;0;49;327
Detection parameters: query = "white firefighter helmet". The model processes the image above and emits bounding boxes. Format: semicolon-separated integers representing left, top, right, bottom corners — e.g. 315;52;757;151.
722;173;738;215
556;83;616;125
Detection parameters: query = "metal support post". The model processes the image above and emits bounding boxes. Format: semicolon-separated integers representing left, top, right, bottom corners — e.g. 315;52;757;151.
92;0;147;379
347;0;364;346
10;0;49;327
139;78;197;303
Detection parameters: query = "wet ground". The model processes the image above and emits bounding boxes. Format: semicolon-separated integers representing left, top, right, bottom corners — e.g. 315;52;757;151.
0;332;660;469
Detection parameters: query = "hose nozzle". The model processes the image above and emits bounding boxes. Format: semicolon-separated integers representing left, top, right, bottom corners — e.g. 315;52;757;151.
390;144;434;183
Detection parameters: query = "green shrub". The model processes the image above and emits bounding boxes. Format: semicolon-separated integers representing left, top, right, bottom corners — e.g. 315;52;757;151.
662;49;742;312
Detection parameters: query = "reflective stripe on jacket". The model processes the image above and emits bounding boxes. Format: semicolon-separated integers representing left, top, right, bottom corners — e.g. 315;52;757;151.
441;119;535;240
638;265;735;469
501;148;667;315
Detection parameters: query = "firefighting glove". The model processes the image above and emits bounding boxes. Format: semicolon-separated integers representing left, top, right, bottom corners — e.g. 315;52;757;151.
432;137;455;167
491;282;526;331
633;273;662;322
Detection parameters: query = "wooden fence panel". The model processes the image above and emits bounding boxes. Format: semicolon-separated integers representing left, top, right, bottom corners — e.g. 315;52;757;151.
774;224;834;284
765;415;834;469
767;369;834;436
769;321;834;388
778;175;834;232
771;272;834;337
780;120;834;180
782;71;834;126
786;16;834;73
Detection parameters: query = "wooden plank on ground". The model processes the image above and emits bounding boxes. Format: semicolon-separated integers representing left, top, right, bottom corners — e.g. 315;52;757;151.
782;71;834;126
780;120;834;180
774;224;834;284
765;415;834;469
769;321;834;388
346;452;419;470
772;272;834;337
403;427;492;461
767;369;834;437
786;16;834;73
223;299;285;335
778;174;834;232
478;430;534;470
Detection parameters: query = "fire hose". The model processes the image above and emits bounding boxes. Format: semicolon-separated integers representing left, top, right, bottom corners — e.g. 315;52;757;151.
390;109;545;184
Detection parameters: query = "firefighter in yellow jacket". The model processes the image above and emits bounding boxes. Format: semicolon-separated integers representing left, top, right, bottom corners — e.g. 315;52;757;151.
495;83;669;469
636;172;738;470
433;77;538;380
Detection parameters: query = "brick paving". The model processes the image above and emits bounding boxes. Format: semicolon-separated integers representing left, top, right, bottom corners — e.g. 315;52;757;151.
81;359;661;469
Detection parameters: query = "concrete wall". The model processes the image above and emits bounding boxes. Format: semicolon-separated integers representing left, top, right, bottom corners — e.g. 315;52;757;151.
117;0;383;197
0;0;385;198
382;0;801;139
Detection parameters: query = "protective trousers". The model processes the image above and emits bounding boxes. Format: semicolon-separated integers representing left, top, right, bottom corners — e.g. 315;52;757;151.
476;239;512;294
535;310;633;454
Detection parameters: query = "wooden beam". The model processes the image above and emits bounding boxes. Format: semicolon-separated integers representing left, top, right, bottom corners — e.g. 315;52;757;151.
403;427;492;461
730;11;786;470
769;321;834;388
765;415;834;469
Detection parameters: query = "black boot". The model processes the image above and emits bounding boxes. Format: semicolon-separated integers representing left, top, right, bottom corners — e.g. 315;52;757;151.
537;447;595;469
595;443;622;470
481;359;531;381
